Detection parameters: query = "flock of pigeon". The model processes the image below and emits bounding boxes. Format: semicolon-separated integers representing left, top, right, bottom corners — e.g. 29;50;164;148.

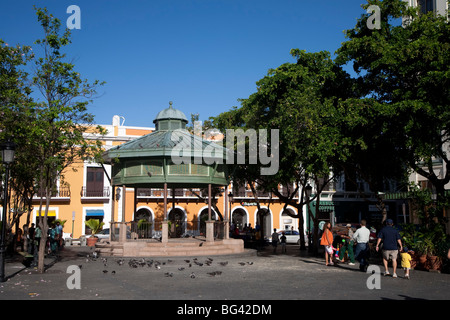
82;253;254;279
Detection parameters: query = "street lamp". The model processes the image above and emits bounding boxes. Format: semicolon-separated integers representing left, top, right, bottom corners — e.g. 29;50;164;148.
304;184;312;251
0;139;16;282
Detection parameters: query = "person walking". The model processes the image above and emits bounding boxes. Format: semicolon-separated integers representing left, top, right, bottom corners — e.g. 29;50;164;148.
280;231;287;253
376;219;402;278
320;222;334;266
271;229;279;254
28;223;36;254
400;247;412;280
337;224;355;265
352;220;370;272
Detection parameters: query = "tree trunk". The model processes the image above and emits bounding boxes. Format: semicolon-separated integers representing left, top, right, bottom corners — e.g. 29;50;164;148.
37;188;50;274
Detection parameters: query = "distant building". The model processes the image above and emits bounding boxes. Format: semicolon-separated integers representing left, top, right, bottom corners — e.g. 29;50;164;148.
403;0;449;23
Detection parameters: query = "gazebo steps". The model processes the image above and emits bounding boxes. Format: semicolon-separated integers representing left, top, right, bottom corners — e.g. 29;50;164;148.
95;238;244;257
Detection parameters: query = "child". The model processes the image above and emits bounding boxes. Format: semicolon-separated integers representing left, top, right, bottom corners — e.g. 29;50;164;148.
280;232;287;253
400;247;412;280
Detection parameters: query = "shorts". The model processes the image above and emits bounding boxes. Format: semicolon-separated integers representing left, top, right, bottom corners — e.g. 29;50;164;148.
382;250;398;261
325;245;333;254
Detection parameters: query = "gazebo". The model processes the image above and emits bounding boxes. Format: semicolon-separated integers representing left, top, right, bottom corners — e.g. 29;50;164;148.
100;102;243;256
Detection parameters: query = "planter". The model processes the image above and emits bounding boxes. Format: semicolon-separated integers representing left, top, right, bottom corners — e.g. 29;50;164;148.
410;254;419;269
86;237;99;247
428;255;442;271
418;255;429;270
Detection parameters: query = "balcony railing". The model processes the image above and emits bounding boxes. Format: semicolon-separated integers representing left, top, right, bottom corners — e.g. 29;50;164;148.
136;188;205;198
33;187;71;199
81;186;110;198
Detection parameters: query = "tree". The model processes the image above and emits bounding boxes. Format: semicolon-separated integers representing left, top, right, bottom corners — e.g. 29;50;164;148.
336;0;450;223
213;49;355;253
0;39;36;251
30;7;106;273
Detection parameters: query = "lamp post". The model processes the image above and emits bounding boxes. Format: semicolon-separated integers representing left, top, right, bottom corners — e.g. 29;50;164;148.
72;211;76;238
304;184;312;252
0;139;16;282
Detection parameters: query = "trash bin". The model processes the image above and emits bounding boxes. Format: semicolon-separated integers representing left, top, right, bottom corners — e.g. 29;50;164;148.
79;235;87;247
65;238;72;246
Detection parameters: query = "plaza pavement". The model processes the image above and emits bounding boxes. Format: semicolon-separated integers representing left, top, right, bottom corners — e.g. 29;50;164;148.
0;243;449;301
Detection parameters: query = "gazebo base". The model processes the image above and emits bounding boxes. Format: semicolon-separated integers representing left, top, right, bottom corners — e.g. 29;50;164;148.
95;238;245;257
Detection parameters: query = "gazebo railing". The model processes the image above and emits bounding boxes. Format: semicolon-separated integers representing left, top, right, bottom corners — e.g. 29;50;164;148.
109;219;227;241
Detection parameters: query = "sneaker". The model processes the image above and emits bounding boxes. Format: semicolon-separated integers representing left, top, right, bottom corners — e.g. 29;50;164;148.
348;262;355;265
405;274;410;280
392;273;398;278
383;271;390;276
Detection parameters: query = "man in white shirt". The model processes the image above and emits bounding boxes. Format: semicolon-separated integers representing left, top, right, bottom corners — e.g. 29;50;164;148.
352;219;371;272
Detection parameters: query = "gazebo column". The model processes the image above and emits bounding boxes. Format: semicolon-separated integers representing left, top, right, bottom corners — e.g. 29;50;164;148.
224;185;229;239
110;186;115;241
206;183;214;242
162;183;169;243
119;186;127;243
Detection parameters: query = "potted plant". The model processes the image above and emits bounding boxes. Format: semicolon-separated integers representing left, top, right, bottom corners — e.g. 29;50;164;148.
400;224;421;269
85;219;104;247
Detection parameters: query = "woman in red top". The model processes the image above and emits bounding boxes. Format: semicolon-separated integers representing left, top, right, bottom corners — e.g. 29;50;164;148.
320;222;334;266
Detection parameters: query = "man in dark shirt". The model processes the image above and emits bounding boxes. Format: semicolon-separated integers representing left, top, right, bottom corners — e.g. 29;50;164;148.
376;219;403;278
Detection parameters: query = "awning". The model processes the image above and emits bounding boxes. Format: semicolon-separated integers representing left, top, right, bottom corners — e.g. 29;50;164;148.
36;210;56;217
86;209;104;217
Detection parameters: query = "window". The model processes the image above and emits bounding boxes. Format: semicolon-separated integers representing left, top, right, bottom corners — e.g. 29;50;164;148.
85;167;105;197
420;0;435;14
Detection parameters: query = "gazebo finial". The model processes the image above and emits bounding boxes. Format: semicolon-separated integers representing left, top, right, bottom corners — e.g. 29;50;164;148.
169;101;173;108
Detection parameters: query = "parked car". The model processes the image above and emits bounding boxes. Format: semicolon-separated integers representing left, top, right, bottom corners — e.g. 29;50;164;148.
277;230;301;244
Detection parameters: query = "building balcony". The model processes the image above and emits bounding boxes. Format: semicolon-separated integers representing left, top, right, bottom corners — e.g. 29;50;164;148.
32;187;71;201
136;188;205;200
81;186;110;201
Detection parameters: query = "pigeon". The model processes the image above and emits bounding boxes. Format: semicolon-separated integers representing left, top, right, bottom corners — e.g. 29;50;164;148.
155;265;161;270
199;242;204;247
102;270;108;274
247;262;254;265
164;272;173;277
207;257;214;262
207;271;222;276
116;259;125;266
178;267;185;271
111;271;116;275
190;272;196;278
184;260;190;263
238;262;246;266
78;265;82;269
219;261;228;266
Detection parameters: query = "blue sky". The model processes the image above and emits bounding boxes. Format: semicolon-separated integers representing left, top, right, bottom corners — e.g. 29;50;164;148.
1;0;369;128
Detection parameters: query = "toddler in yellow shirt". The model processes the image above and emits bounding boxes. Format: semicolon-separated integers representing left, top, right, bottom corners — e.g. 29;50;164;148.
400;247;412;280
